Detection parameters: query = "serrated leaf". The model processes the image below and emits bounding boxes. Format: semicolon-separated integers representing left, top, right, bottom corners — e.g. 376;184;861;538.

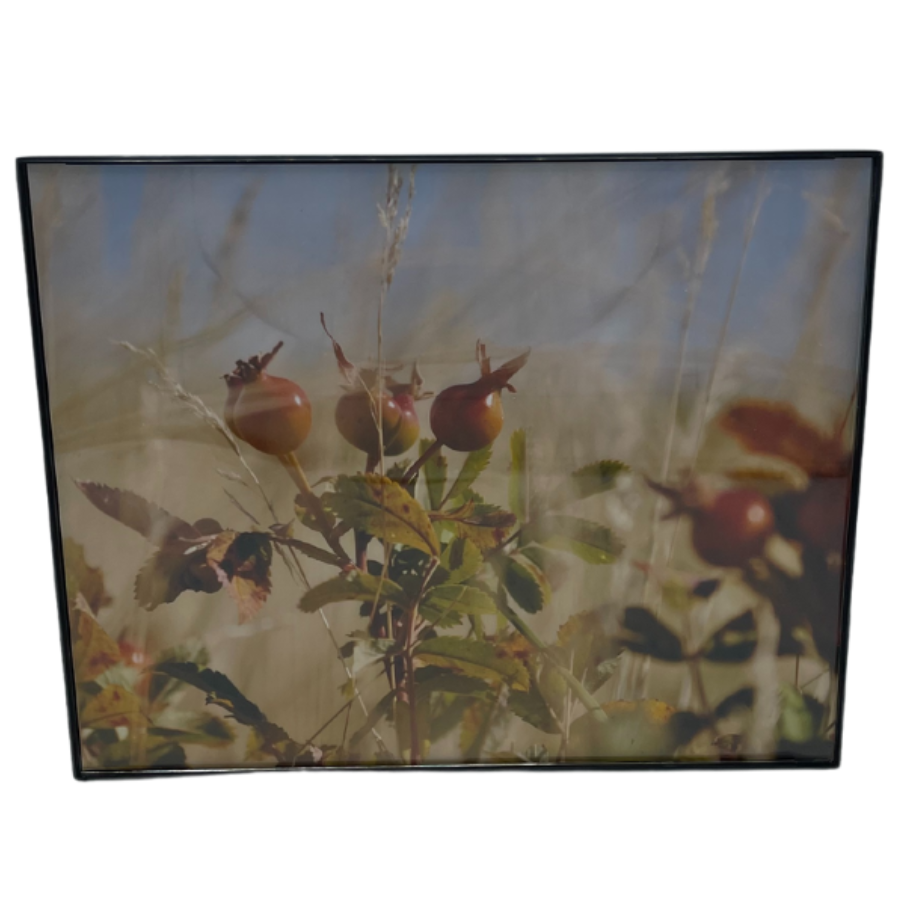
508;685;561;734
702;611;757;663
509;428;528;521
154;660;309;764
154;660;267;726
519;545;569;591
271;535;344;568
438;538;483;584
299;570;408;612
444;445;493;506
71;607;121;683
493;554;551;614
63;539;112;614
415;637;529;691
341;634;400;676
76;481;195;545
566;460;629;502
149;711;236;748
421;439;448;510
528;514;622;565
206;531;273;624
80;685;146;730
620;607;684;662
325;474;439;556
441;496;517;550
420;584;497;627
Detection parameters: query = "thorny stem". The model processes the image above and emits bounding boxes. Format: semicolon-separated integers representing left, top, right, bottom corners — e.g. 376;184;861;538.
279;451;351;566
401;439;443;486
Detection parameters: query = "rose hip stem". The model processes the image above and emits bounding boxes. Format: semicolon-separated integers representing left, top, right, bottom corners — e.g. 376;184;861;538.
400;440;443;486
355;453;379;570
278;452;351;567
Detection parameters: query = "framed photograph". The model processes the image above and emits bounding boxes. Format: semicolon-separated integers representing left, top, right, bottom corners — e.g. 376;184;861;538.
18;153;881;777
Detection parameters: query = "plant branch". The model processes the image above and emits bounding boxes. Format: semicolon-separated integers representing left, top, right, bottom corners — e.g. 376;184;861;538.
279;451;351;566
401;439;443;486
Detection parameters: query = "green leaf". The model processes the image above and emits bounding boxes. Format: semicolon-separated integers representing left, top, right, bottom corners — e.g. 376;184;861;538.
415;636;529;690
493;554;551;614
519;545;569;591
341;634;400;676
509;428;528;521
778;685;826;744
444;445;493;506
508;685;561;734
527;514;622;564
702;611;757;663
567;460;629;501
438;538;483;585
420;584;497;627
325;474;439;556
414;668;496;699
620;607;684;662
299;570;407;612
428;695;476;744
349;691;397;750
421;439;448;510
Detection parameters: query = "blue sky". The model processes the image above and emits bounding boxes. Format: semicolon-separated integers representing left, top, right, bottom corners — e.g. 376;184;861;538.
34;156;874;403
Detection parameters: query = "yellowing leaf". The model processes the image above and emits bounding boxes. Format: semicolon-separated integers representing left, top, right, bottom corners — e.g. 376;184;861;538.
415;637;529;691
325;474;439;556
63;539;112;614
438;538;483;584
71;607;121;683
299;570;408;612
206;531;273;624
441;497;517;550
80;685;145;730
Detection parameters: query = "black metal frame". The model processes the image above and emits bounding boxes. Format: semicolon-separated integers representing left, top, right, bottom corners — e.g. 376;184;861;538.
17;152;883;779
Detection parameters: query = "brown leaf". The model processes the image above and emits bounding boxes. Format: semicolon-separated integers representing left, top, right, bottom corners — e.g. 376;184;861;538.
206;531;273;624
80;685;146;730
717;401;849;477
76;481;195;545
71;606;121;682
63;539;112;614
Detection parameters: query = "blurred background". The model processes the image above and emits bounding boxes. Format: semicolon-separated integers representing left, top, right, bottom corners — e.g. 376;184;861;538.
27;157;873;764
